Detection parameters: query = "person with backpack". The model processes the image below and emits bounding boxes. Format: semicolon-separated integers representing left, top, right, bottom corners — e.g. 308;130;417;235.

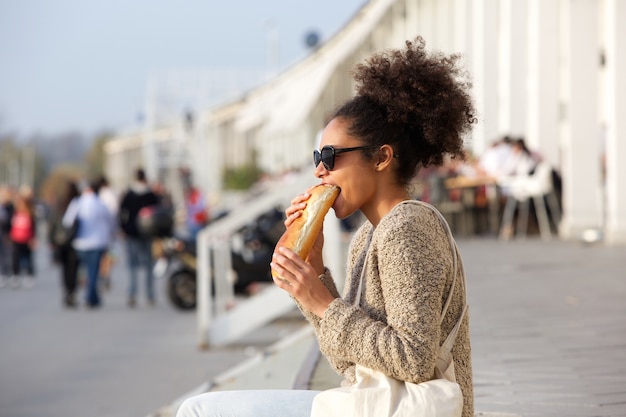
63;180;115;308
9;193;37;289
93;175;119;292
48;180;81;307
118;168;160;308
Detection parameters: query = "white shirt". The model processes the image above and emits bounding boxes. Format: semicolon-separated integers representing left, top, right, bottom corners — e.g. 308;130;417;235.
98;186;119;217
63;191;115;251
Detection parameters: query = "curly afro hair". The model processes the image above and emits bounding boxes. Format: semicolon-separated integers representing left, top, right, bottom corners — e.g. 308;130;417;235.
332;37;476;185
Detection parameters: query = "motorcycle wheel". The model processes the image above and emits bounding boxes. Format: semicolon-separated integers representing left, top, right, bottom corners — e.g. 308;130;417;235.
167;269;196;310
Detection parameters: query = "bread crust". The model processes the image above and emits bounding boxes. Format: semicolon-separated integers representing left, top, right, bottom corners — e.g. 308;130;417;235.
273;184;339;276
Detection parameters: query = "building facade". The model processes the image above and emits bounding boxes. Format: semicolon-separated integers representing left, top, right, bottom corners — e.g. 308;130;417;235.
105;0;626;244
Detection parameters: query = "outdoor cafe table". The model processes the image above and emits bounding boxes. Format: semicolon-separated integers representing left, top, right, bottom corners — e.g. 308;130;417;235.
444;175;499;235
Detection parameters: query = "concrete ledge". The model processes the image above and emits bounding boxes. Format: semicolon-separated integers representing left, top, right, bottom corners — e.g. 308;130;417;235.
147;326;315;417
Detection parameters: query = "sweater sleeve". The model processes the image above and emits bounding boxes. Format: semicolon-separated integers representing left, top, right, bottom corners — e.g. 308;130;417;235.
316;205;453;384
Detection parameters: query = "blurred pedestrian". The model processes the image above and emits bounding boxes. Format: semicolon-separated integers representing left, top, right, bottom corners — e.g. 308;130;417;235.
179;167;209;240
94;175;118;291
63;180;115;308
152;181;174;212
505;138;539;177
0;185;15;288
48;180;81;307
478;135;513;178
118;168;160;307
183;184;209;240
9;193;37;289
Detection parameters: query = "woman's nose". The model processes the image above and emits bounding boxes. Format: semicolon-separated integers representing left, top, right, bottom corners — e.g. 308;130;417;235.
314;162;328;178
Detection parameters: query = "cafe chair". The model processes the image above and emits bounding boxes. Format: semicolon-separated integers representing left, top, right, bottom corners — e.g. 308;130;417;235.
498;162;561;240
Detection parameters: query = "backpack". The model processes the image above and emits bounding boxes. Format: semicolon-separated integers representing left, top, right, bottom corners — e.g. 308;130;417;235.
136;205;174;238
51;214;79;247
10;212;34;244
119;189;160;237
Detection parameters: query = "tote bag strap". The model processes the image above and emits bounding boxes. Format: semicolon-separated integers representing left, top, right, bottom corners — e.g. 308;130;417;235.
404;200;469;375
404;200;464;322
402;200;468;339
355;200;468;335
354;228;374;306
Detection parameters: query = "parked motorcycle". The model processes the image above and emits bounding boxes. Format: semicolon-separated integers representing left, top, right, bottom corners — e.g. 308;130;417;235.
152;237;198;310
151;207;285;310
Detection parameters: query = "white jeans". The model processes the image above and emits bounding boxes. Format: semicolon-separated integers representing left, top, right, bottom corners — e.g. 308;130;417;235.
175;390;321;417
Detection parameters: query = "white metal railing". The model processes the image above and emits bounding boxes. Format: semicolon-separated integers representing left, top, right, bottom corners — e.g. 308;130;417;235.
196;172;345;348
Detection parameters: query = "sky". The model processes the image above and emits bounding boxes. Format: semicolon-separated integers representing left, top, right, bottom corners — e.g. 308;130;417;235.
0;0;366;138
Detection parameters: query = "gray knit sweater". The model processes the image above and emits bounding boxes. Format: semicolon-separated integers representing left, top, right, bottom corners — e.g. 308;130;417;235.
298;200;474;417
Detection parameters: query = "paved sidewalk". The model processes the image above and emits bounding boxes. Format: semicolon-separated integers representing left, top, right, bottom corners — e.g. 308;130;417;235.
0;240;305;417
2;235;624;417
462;238;626;417
162;237;626;417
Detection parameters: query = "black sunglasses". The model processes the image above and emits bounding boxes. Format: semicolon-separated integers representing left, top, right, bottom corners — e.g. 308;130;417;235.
313;145;379;171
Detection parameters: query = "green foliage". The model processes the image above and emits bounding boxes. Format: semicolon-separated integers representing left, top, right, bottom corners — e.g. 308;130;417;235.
0;138;45;193
84;131;113;179
38;165;84;206
0;130;110;201
223;164;263;190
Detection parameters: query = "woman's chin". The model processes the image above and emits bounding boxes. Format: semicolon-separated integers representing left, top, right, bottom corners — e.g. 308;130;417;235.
332;204;354;221
331;198;343;218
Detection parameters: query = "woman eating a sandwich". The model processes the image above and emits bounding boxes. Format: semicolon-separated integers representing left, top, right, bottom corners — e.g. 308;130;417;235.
177;36;476;417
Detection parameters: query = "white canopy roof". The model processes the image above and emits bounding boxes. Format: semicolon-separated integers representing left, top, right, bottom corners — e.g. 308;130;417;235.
233;0;395;135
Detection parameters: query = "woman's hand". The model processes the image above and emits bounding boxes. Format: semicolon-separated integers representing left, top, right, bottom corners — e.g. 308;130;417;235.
271;246;335;318
282;188;324;273
272;188;335;317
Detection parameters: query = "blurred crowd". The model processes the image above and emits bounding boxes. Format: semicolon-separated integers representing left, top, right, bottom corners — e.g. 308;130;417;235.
0;167;210;310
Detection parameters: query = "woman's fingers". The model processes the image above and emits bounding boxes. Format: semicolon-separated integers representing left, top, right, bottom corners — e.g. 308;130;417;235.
271;248;296;275
271;246;334;318
271;247;307;284
284;192;311;227
271;254;296;292
290;192;311;207
271;270;291;289
284;203;305;226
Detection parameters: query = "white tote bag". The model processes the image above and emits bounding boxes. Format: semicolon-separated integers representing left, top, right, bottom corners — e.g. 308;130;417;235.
311;201;467;417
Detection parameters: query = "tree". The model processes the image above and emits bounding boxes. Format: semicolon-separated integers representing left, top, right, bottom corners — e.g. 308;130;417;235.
84;130;113;180
222;148;263;190
0;136;44;192
0;137;20;186
38;164;84;207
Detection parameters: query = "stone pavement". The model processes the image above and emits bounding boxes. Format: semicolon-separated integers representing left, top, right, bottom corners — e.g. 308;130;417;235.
159;237;626;417
2;234;624;417
0;240;305;417
461;238;626;417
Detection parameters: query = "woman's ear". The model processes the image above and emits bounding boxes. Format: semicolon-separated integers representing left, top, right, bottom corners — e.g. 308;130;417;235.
375;145;395;170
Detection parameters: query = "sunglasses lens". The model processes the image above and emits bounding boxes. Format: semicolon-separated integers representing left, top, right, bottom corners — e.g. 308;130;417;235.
313;150;322;167
321;147;334;170
314;147;334;170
